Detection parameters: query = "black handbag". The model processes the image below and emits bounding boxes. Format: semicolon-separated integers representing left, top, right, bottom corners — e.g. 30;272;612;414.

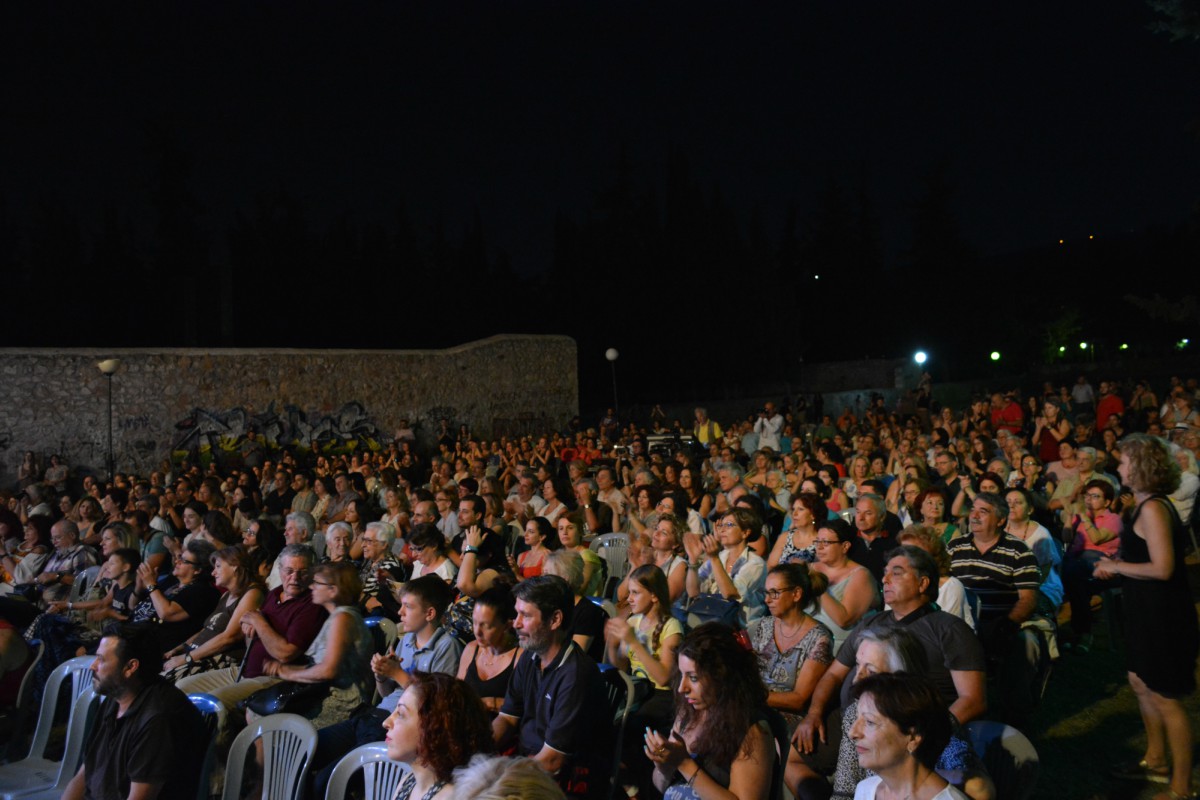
241;679;330;717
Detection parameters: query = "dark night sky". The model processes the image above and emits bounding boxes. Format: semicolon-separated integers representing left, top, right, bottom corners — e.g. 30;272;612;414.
3;2;1199;409
5;3;1197;268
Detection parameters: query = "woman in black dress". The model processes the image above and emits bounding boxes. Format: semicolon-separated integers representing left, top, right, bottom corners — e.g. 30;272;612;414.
1095;434;1198;799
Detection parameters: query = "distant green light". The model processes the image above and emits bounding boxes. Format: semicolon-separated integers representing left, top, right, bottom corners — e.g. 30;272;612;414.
1079;342;1088;350
990;351;1000;361
1119;343;1129;351
1058;346;1066;354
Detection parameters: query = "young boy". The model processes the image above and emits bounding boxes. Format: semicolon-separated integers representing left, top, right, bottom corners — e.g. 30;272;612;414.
310;574;464;797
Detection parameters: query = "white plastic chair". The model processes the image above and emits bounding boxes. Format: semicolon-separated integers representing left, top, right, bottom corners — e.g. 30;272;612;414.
223;713;317;800
0;687;100;800
2;639;45;761
323;743;409;800
67;565;102;603
589;533;630;591
0;654;95;797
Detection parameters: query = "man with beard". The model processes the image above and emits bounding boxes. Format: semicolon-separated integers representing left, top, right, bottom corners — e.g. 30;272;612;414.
495;575;608;798
63;623;207;800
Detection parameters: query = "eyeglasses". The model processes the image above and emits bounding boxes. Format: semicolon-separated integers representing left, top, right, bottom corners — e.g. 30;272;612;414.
716;521;737;529
174;557;201;567
764;587;798;600
361;537;380;544
1084;493;1105;500
813;539;841;547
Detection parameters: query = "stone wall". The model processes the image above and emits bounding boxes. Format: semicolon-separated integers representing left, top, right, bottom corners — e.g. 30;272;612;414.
0;335;577;485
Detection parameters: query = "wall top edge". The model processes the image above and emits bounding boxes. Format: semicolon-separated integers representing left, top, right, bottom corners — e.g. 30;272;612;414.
0;333;578;358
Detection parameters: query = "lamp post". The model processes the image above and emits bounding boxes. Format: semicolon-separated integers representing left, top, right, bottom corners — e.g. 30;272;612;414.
97;359;121;483
605;348;620;419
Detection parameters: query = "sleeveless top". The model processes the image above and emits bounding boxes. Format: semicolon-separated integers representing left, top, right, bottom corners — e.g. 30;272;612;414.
464;644;518;700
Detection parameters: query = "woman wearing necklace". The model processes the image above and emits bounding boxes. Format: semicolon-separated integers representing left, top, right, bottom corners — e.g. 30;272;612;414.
383;672;495;800
456;588;521;713
768;493;827;568
749;563;834;736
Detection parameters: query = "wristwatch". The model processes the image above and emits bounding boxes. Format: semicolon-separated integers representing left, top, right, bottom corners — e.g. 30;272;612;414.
185;653;194;665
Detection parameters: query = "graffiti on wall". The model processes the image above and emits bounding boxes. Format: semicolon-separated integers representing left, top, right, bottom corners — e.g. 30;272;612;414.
171;401;383;462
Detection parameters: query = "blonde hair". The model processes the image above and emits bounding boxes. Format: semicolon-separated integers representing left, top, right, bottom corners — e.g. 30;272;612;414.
452;755;566;800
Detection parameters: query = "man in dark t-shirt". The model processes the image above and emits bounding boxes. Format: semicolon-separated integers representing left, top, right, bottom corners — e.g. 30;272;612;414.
65;623;208;800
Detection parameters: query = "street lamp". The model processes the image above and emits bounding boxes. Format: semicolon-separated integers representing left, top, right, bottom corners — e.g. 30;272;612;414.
913;351;927;366
605;348;620;418
97;358;121;483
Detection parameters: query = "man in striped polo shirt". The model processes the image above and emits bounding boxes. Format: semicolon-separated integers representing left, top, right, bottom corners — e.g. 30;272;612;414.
949;492;1042;725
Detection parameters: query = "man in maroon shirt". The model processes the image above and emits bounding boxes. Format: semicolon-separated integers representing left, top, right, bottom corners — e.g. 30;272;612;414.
176;544;327;725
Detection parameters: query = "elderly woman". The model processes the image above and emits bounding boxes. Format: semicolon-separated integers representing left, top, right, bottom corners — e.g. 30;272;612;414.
162;545;265;682
1094;435;1199;798
320;521;358;566
846;672;972;800
827;630;990;800
0;516;53;594
915;489;958;544
357;520;403;617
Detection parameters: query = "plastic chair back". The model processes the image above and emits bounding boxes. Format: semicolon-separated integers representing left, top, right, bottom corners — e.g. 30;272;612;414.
364;616;398;656
223;713;317;800
67;565;102;603
964;720;1039;800
2;639;45;760
323;743;410;800
590;533;630;592
586;596;618;620
598;665;634;800
189;693;225;800
24;654;95;763
0;687;100;800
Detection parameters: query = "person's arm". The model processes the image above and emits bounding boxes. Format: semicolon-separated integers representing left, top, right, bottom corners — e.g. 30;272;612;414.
813;567;876;629
1008;588;1038;625
126;781;166;800
241;609;304;663
62;765;86;800
1095;500;1176;581
530;743;568;776
272;612;352;683
948;669;987;725
184;588;264;664
665;558;687;604
700;537;740;600
456;641;476;680
791;657;848;751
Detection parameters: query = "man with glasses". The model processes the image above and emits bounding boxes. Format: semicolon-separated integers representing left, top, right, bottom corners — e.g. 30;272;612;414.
176;544;327;720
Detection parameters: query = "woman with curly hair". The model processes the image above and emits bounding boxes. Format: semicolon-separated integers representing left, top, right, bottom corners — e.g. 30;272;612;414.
644;622;774;800
1095;435;1199;798
383;672;495;800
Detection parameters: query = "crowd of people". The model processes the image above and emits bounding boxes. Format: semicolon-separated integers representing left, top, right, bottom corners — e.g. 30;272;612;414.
0;372;1197;800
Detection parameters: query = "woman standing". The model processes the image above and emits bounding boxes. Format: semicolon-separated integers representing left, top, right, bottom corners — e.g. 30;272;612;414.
749;563;834;735
382;672;495;800
643;623;774;800
1095;435;1199;799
